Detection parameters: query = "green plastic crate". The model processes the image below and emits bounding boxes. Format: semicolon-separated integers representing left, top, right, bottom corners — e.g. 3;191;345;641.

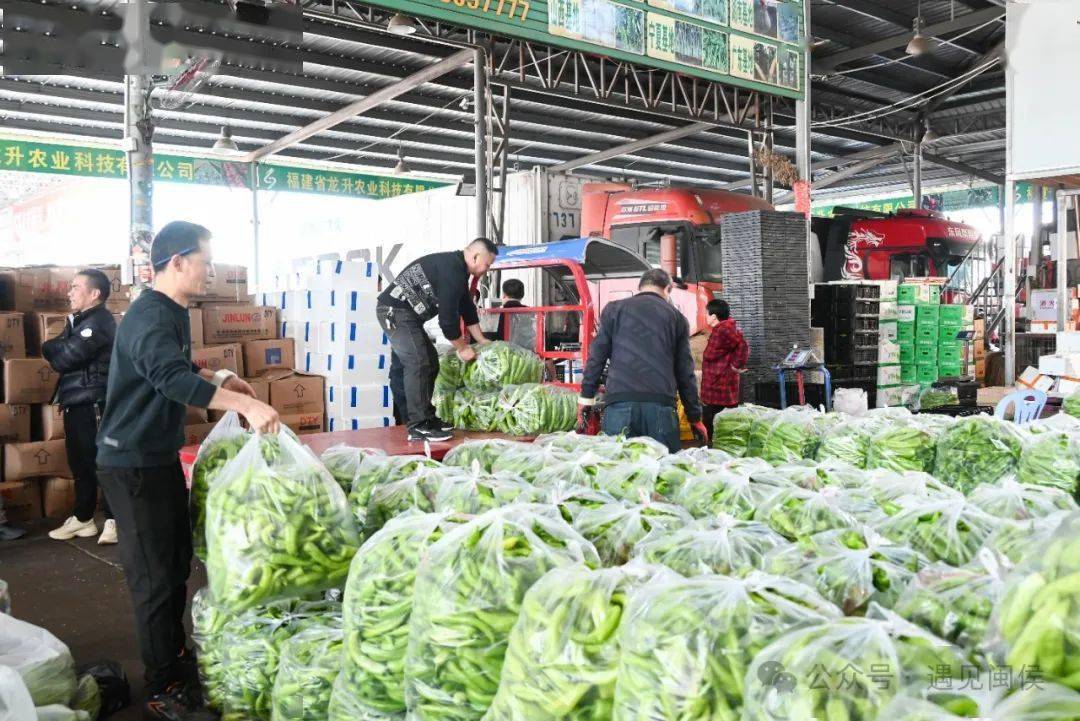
896;321;915;342
898;285;918;304
899;344;915;365
938;324;964;343
900;364;917;384
916;303;940;323
927;286;941;304
916;364;939;384
939;362;963;378
939;304;966;325
915;344;937;364
938;343;963;365
916;325;938;343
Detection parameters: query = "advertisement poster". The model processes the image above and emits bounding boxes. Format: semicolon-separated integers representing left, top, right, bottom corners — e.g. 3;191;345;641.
778;46;800;89
647;0;728;28
551;0;645;54
731;34;777;83
647;13;729;73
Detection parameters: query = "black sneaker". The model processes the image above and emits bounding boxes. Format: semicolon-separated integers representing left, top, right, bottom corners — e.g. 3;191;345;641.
408;421;453;442
143;682;199;721
433;417;455;433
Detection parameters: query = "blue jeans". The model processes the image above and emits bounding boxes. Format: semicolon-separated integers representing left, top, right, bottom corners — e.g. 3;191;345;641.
601;401;681;453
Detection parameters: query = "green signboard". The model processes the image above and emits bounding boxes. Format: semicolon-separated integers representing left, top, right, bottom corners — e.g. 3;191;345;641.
0;137;446;200
814;183;1047;218
367;0;804;98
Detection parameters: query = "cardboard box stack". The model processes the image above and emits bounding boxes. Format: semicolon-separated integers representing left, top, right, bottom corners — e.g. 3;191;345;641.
812;282;881;404
1032;331;1080;396
259;258;391;431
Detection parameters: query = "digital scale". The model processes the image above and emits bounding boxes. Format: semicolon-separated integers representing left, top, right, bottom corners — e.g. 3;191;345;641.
774;346;832;411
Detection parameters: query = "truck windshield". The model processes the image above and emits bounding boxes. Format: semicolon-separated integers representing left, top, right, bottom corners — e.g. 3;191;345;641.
609;224;723;283
889;253;932;281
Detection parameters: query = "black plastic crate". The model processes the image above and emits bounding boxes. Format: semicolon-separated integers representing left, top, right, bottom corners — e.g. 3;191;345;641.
855;299;880;316
856;285;881;300
854;316;880;331
755;381;829;409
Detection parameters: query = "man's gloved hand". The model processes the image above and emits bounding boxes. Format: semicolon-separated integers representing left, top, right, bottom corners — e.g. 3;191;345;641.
576;397;597;434
691;421;709;444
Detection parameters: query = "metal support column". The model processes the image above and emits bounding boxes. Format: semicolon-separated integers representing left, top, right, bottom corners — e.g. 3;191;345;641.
794;0;812;277
1004;179;1016;385
763;98;775;204
746;131;758;198
124;73;154;289
1032;186;1042;266
913;141;923;209
1057;190;1070;329
473;49;489;239
250;162;261;290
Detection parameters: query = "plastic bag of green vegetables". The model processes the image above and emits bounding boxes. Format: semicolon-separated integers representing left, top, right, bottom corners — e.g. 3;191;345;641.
0;614;76;708
877;681;1080;721
893;555;1006;650
1018;431;1080;495
756;406;824;464
613;572;840;721
217;600;305;721
321;444;387;494
916;386;958;411
765;527;926;615
535;432;669;462
404;505;601;721
633;514;789;577
742;606;967;721
982;510;1071;566
454;388;501;432
986;511;1080;691
464;341;543;391
349;455;441;533
433;385;456;424
205;430;360;611
331;513;459;721
70;674;100;721
0;666;35;721
190;412;249;561
569;501;692;566
191;587;231;711
934;416;1024;493
432;469;536;515
495;384;578;436
532;454;619;491
365;467;447;532
436;349;466;390
545;484;619;526
711;405;772;457
652;452;729;500
674;460;787;520
816;414;898;469
489;444;572;482
591;458;663;503
751;460;864;491
867;417;941;473
967;476;1077;520
760;485;882;541
444;440;530;473
1064;390;1080;419
270;617;343;721
861;469;961;513
874;495;1003;567
484;563;675;721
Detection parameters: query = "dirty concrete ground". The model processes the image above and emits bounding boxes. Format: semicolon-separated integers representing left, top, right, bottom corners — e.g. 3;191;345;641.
2;515;208;721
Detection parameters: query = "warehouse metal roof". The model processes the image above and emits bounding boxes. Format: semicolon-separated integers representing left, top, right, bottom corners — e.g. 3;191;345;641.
0;0;1005;201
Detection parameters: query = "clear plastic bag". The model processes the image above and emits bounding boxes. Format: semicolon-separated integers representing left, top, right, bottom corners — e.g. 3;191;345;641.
916;386;959;411
653;452;730;500
1017;431;1080;495
404;505;600;721
321;444;387;494
867;416;943;473
674;460;786;520
190;411;250;561
861;469;960;514
532;454;618;491
742;605;968;721
333;513;458;721
756;406;824;464
70;674;99;721
760;485;882;541
1064;390;1080;419
985;511;1080;692
190;587;231;711
205;430;360;611
489;444;572;482
32;706;89;721
485;564;674;721
350;455;441;533
933;416;1024;494
432;468;536;515
443;440;529;473
463;341;543;391
544;484;619;526
591;458;663;503
877;681;1080;721
710;405;774;457
494;384;577;436
0;614;76;707
453;388;501;432
534;432;669;462
633;514;789;577
433;386;456;424
612;572;840;721
751;459;864;491
365;468;443;532
765;527;925;615
982;510;1072;566
0;666;34;721
873;495;1003;567
816;413;897;469
568;501;692;566
967;476;1078;520
435;350;466;390
271;618;344;721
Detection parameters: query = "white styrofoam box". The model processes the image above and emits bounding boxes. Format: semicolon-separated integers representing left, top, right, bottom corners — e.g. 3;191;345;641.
1056;377;1080;396
321;321;390;354
328;415;395;432
1038;353;1080;377
302;352;332;375
1018;366;1055;392
878;301;898;321
334;289;382;323
1057;332;1080;354
302;259;381;291
327;384;393;418
879;319;898;342
878;340;900;364
877;364;902;386
280;320;310;343
325;352;391;386
876;280;898;301
897;305;916;323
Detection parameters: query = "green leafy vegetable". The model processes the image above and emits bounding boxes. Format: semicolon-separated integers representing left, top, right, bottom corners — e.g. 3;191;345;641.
933;416;1023;493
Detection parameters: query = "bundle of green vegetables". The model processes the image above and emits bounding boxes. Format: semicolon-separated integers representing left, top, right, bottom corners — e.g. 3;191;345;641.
866;417;942;474
893;557;1005;651
1063;390;1080;419
652;452;730;500
321;444;386;494
70;673;100;721
453;388;502;432
878;682;1080;721
190;587;231;711
0;614;77;708
270;617;343;721
545;484;620;526
435;350;466;390
751;460;864;491
673;460;782;520
711;405;774;457
534;432;669;462
933;416;1023;493
443;440;530;473
432;469;536;515
1017;431;1080;495
190;412;250;561
590;458;663;503
982;510;1071;565
494;384;577;436
860;469;960;513
433;386;456;423
815;416;877;468
755;406;825;464
464;341;544;391
347;454;441;534
633;514;790;577
874;496;1003;567
760;485;881;541
966;476;1077;520
568;501;692;566
489;444;572;482
532;455;619;492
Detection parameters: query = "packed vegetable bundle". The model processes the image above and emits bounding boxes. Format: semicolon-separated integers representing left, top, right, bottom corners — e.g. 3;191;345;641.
590;459;663;503
754;406;825;464
484;564;672;721
711;405;774;457
765;527;925;615
0;613;77;708
983;510;1071;565
365;468;444;532
454;389;501;432
532;455;619;492
814;417;877;468
494;384;577;436
752;460;864;491
432;469;536;515
1017;431;1080;495
349;455;441;533
933;416;1023;493
205;431;360;611
877;681;1080;721
444;440;530;473
633;514;789;577
534;432;669;462
404;505;600;721
191;587;231;710
270;618;343;721
967;477;1077;520
568;501;692;565
987;511;1080;691
893;558;1005;650
464;341;544;391
321;444;386;494
433;386;456;423
742;607;967;721
861;469;960;513
489;444;571;482
760;485;881;541
867;417;943;473
546;484;619;525
1064;390;1080;419
673;458;780;519
653;451;730;499
70;673;100;721
190;412;250;560
332;513;456;721
436;350;466;390
874;496;1002;567
612;572;840;721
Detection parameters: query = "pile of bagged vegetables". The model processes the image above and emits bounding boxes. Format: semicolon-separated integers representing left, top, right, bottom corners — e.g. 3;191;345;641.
182;408;1080;721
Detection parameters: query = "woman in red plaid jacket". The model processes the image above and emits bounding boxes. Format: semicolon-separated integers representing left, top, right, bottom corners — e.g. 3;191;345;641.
701;299;749;437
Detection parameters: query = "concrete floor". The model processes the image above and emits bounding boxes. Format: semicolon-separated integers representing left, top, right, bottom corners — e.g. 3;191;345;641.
2;515;208;721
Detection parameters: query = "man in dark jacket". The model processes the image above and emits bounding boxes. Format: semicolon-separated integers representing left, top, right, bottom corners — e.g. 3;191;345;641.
376;238;498;442
578;268;708;452
43;268;118;544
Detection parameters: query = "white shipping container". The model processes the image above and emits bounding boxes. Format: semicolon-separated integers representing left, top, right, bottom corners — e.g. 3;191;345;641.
327;384;393;419
877;364;902;386
897;305;916;323
879;319;898;342
328;415;395;431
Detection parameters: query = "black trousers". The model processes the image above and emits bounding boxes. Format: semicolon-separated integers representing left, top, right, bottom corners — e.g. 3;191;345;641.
65;403;112;522
377;307;438;429
388;350;408;425
98;462;192;693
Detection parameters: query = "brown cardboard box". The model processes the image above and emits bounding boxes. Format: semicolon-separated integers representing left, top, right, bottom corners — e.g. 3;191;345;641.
198;263;249;301
93;265;130;300
0;268;50;312
0;405;31;443
189;308;204;348
266;370;325;416
0;480;41;522
48;267;77;303
243;338;295;376
0;312;25;359
4;439;69;480
202;305;277;345
192;344;244;376
41;476;75;518
183;423;218;446
211;374;271;422
3;359;58;404
281;412;324;435
35;405;65;441
26;312;67;355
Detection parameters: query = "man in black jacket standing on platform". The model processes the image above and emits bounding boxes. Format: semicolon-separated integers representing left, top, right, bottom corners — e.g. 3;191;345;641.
376;238;498;442
43;268;118;545
578;268;708;452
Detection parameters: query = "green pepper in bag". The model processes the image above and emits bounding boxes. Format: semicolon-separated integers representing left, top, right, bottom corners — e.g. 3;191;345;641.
349;455;441;534
568;501;692;566
189;412;250;561
464;341;544;391
321;444;387;494
271;617;344;721
633;514;790;577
